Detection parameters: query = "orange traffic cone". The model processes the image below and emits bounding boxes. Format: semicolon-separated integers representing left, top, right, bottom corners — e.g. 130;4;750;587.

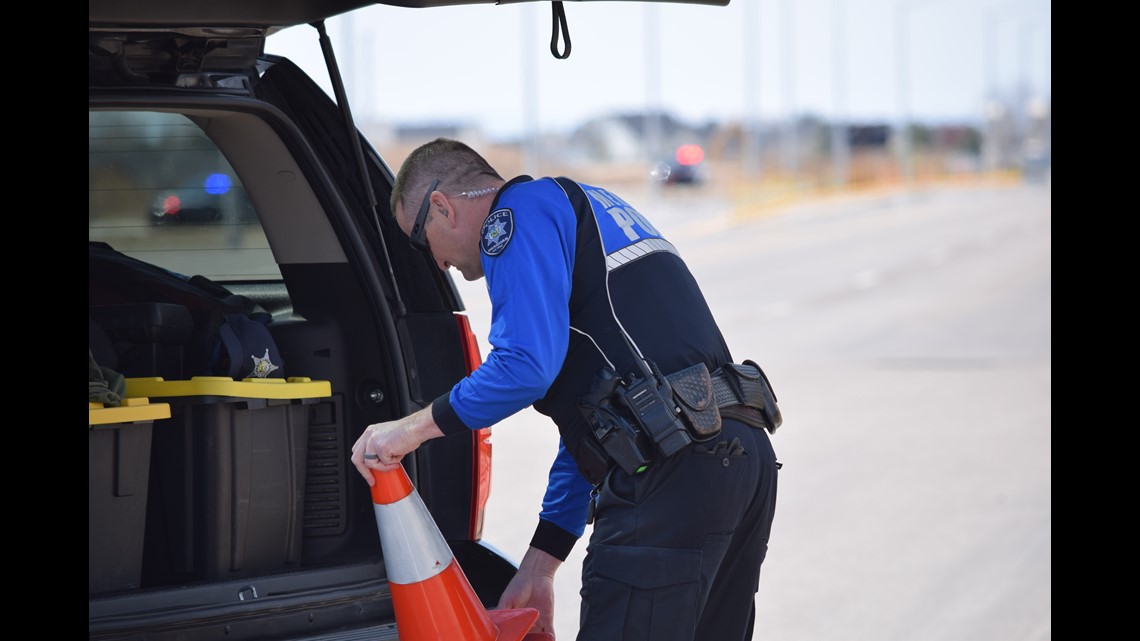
370;465;539;641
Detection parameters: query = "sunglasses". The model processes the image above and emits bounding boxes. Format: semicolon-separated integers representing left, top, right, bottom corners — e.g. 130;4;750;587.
408;178;440;253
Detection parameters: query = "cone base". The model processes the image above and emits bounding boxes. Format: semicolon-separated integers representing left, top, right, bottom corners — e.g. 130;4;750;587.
489;608;540;641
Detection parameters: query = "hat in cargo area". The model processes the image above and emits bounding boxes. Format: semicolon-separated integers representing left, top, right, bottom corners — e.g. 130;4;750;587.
211;313;285;379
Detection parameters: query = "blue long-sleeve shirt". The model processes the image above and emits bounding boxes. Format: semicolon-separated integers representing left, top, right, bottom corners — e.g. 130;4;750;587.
430;177;593;554
430;174;731;561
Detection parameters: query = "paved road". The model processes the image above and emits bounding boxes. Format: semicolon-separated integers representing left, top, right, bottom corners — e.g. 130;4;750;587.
461;179;1051;641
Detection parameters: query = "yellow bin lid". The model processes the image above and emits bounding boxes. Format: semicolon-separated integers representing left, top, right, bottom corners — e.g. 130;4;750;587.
125;376;332;400
90;397;172;426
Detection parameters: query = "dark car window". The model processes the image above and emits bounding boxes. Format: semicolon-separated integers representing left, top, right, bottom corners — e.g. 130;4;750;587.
89;110;280;280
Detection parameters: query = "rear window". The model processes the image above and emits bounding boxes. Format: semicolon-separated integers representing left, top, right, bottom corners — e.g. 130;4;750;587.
88;110;280;281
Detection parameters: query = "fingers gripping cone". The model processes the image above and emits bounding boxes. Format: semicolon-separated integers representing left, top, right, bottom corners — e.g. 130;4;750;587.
370;466;538;641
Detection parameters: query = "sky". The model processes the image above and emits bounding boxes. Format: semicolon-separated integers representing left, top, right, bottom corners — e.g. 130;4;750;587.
264;0;1050;140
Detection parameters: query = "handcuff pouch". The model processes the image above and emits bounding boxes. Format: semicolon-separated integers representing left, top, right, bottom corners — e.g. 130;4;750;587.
665;362;722;441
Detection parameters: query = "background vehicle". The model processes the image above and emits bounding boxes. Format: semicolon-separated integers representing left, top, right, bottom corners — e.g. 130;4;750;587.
652;143;708;186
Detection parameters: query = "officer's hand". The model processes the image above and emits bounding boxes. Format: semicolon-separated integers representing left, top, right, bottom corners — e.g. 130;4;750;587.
350;407;443;486
497;547;561;638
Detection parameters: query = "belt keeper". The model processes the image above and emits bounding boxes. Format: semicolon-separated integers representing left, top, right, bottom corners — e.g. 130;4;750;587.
721;368;746;406
710;368;745;408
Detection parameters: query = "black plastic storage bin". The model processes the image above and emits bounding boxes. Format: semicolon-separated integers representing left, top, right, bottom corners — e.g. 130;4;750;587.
89;398;171;594
90;303;193;380
126;376;332;585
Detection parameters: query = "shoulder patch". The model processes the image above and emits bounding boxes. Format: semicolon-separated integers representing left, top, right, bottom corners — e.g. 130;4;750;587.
481;208;515;256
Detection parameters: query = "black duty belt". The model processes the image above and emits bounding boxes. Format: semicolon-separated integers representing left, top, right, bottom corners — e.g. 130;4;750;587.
574;360;783;486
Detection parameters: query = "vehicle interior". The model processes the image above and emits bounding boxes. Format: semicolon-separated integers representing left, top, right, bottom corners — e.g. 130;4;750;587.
89;49;507;640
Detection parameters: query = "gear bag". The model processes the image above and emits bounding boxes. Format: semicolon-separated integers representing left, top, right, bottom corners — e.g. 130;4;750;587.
89;241;285;380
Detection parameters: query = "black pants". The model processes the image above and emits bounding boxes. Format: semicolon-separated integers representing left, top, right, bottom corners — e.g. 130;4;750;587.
577;418;779;641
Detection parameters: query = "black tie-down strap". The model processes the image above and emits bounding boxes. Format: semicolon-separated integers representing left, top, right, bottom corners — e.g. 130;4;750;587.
550;1;571;59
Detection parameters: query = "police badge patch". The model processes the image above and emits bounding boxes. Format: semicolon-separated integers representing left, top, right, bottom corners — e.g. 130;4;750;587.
481;208;514;256
248;348;280;378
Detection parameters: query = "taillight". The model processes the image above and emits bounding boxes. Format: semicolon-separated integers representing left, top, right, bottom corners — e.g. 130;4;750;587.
455;313;492;541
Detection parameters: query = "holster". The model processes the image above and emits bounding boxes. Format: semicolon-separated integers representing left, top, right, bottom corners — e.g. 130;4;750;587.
576;367;655;482
573;433;615;486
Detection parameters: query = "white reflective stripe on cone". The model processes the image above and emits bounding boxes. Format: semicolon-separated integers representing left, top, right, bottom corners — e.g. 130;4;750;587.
373;489;454;584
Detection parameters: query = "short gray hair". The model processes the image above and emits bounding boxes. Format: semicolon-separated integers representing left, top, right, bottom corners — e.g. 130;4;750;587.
390;138;504;227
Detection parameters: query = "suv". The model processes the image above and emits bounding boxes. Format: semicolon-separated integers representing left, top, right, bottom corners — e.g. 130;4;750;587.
89;1;722;639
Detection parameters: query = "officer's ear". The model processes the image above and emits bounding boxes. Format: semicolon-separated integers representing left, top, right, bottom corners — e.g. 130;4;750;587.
437;195;465;230
428;192;453;224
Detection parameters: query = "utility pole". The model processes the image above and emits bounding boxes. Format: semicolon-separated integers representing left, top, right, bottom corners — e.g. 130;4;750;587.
831;0;849;188
894;0;913;184
521;4;540;175
982;10;1000;173
645;4;664;165
742;0;762;182
780;0;798;179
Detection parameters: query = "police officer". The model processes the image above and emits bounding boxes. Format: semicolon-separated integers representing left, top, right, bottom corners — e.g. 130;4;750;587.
351;138;780;641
